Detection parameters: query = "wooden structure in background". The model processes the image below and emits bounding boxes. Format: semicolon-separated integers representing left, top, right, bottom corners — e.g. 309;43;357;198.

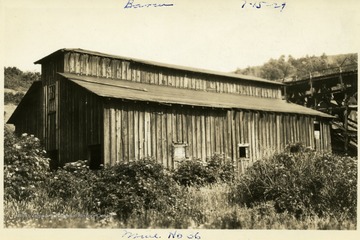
285;64;357;156
9;49;333;172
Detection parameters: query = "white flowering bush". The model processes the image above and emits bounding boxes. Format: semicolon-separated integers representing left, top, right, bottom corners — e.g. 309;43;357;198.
4;128;50;201
47;160;97;203
231;143;357;220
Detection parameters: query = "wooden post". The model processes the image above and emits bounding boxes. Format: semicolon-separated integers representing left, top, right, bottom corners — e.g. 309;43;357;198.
344;94;349;154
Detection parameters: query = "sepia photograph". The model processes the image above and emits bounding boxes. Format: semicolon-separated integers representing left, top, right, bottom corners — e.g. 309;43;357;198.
1;0;359;239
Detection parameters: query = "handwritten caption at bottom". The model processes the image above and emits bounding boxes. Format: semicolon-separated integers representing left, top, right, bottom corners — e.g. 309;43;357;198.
122;230;201;239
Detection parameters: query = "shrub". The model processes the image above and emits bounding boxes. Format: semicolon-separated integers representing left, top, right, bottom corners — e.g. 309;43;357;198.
92;158;180;223
4;129;50;201
206;154;236;183
4;92;25;105
232;143;357;220
173;154;236;187
172;159;210;186
47;160;97;205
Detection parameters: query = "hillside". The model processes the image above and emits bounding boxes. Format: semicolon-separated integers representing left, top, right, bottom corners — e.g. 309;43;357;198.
4;67;40;91
235;53;358;81
4;67;40;104
4;67;41;128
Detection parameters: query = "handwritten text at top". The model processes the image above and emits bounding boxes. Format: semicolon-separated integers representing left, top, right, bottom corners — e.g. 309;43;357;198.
124;0;174;9
242;1;286;12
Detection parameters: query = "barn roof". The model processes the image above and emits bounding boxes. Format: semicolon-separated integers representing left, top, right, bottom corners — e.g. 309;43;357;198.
7;81;42;124
59;73;333;118
35;48;283;86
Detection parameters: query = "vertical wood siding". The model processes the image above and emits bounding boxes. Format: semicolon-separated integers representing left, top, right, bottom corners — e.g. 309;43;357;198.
102;99;332;171
63;52;282;99
41;57;64;152
58;79;103;165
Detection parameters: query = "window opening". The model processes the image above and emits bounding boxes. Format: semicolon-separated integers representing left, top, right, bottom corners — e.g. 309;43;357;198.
238;144;249;158
314;120;320;140
49;84;56;100
172;143;188;162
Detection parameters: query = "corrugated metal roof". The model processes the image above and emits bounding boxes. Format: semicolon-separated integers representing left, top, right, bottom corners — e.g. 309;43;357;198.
35;48;283;86
59;73;333;118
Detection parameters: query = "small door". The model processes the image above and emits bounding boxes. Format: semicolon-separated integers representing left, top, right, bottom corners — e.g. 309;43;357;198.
48;149;59;170
88;144;102;169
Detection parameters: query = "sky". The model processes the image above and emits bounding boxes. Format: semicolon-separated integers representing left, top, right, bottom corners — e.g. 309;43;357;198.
1;0;360;73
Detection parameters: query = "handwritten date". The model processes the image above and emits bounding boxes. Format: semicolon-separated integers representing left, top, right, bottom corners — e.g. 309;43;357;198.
241;1;286;12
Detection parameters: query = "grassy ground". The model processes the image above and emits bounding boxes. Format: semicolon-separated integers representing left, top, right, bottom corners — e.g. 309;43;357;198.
4;183;356;229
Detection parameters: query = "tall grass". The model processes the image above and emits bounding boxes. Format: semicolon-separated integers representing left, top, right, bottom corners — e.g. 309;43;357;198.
4;183;356;229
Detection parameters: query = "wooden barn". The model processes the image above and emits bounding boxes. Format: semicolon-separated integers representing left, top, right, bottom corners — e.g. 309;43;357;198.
8;48;333;171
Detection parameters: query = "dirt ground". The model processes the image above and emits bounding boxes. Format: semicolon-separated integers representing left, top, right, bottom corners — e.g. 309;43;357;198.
4;104;17;131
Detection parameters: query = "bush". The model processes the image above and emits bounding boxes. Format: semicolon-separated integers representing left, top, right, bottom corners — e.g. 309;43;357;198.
47;160;97;203
232;143;357;220
92;158;180;223
4;92;25;105
4;129;50;201
173;154;236;187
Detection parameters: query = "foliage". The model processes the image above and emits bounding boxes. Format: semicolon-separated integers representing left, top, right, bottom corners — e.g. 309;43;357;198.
4;92;25;105
47;160;97;208
4;66;40;91
4;128;50;201
231;143;357;220
3;135;356;229
91;158;181;223
172;154;236;186
5;184;356;229
235;53;358;81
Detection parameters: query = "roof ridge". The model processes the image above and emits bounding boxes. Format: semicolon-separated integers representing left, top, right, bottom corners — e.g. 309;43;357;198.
35;48;283;85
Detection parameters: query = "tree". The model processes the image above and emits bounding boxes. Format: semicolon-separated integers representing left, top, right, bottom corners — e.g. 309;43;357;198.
4;67;41;91
260;55;296;81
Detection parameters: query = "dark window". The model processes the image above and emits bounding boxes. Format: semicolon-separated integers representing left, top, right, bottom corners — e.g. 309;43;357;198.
88;144;102;169
314;121;320;131
239;144;249;158
49;84;56;100
314;120;321;140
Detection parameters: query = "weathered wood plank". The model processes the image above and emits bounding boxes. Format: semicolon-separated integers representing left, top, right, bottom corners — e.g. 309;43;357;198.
166;111;173;168
156;111;162;162
191;113;197;159
116;108;122;162
196;113;201;159
201;115;206;161
205;114;211;158
122;106;129;162
139;109;144;159
110;108;116;165
145;109;151;157
151;110;157;159
103;107;110;165
162;112;167;166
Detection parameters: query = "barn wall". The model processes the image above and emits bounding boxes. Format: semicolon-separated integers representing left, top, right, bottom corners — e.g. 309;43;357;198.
58;79;103;165
103;100;230;168
41;56;64;152
103;100;331;172
63;52;282;99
